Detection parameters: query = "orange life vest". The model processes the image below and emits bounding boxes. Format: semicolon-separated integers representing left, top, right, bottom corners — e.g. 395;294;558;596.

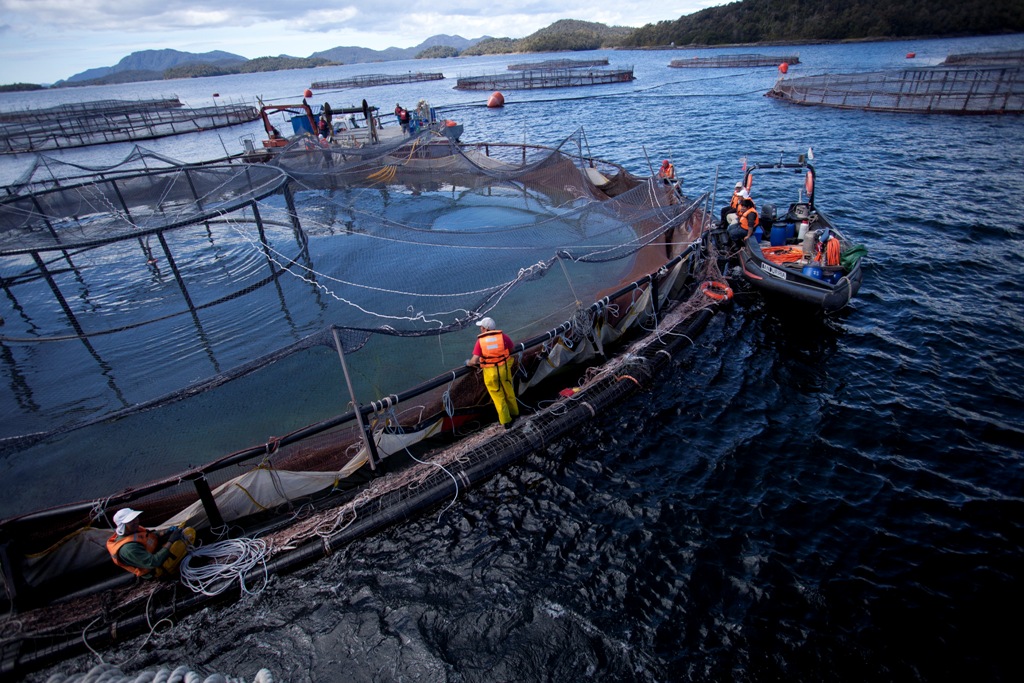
659;163;675;180
477;330;510;368
739;206;759;233
107;528;160;578
730;192;744;211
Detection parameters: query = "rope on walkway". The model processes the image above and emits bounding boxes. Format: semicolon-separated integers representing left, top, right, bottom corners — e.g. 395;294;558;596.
44;662;274;683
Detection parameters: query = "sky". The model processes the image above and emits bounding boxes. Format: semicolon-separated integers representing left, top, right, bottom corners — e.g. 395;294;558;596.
0;1;723;84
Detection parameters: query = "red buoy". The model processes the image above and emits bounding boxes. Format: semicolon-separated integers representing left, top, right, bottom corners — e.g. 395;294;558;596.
303;88;313;98
487;91;505;108
906;52;916;59
778;62;789;74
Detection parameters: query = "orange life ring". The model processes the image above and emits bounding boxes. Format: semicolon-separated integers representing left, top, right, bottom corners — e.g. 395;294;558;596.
701;280;734;301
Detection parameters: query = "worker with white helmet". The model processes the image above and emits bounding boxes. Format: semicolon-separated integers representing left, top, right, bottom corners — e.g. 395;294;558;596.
466;317;519;430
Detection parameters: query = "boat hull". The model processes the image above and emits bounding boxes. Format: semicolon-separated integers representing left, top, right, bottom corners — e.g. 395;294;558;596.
739;241;863;313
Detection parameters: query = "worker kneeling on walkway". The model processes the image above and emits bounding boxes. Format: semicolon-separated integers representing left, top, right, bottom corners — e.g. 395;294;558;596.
466;317;520;430
107;508;196;579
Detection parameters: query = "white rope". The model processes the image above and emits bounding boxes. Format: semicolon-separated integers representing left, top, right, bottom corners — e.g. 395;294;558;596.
178;538;270;597
43;662;274;683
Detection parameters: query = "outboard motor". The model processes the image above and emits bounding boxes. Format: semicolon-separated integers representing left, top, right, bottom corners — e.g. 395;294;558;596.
760;203;777;231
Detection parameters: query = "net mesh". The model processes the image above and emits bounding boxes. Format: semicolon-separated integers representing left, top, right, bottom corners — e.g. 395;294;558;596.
766;65;1024;114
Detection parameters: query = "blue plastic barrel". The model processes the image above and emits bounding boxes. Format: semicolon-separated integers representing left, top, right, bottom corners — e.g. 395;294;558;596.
802;264;823;279
753;226;763;242
785;223;796;239
770;226;787;247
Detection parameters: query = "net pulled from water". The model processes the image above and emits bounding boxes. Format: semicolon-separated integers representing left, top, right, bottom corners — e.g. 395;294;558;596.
766;64;1024;114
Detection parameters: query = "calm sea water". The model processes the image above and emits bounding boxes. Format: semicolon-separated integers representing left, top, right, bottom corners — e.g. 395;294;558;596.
10;33;1024;681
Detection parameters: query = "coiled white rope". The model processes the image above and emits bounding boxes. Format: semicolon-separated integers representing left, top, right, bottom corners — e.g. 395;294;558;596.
178;538;270;597
45;662;274;683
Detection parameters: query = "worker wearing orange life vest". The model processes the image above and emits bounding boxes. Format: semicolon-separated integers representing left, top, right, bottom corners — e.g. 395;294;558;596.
466;317;519;429
658;159;675;184
721;182;746;226
737;198;760;238
106;508;194;579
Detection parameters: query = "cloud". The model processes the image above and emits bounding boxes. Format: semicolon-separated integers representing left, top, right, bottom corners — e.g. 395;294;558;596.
0;1;719;83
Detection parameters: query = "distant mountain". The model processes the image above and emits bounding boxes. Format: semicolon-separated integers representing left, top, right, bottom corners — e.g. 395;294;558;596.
65;49;247;83
311;35;490;64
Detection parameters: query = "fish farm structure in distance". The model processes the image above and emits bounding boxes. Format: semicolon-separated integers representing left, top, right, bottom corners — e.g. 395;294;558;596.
310;72;445;90
669;54;800;68
766;60;1024;114
506;58;610;70
455;67;635;91
0;97;259;154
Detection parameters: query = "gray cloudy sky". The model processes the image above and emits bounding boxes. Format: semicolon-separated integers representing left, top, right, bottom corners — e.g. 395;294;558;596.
0;1;720;83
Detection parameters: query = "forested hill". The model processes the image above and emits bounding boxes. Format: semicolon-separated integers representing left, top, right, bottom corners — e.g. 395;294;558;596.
624;0;1024;46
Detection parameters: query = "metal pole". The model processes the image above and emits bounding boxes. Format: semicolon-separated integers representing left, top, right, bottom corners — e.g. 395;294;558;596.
331;326;379;471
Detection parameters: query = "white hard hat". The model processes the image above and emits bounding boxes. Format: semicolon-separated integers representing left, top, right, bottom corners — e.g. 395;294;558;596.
113;508;142;534
476;317;496;330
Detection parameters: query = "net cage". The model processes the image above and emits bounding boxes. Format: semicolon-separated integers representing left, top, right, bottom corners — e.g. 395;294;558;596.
0;127;711;604
0;97;259;154
669;54;800;68
766;64;1024;114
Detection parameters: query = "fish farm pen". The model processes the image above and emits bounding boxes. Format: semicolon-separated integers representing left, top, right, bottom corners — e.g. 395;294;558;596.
765;64;1024;114
309;72;445;90
941;49;1024;66
506;58;610;70
455;67;635;91
0;97;259;154
0;127;723;676
669;54;800;68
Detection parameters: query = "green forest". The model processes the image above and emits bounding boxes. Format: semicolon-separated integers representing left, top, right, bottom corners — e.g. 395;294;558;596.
623;0;1024;47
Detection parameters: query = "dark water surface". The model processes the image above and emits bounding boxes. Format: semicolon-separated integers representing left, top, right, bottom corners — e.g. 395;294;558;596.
8;34;1024;681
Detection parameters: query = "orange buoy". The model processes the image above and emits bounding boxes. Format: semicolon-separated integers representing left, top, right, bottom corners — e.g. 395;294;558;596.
745;174;753;192
778;62;789;74
906;52;916;59
487;91;505;108
303;88;313;98
805;170;814;196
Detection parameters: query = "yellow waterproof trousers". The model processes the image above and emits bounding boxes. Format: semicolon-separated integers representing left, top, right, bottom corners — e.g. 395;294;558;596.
482;358;519;426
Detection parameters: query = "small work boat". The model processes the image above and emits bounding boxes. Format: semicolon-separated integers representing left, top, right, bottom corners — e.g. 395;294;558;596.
716;155;866;313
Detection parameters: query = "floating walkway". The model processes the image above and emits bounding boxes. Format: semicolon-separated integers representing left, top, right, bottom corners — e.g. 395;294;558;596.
670;54;800;68
0;98;259;154
310;72;445;90
942;49;1024;66
455;67;635;91
766;64;1024;114
506;58;609;70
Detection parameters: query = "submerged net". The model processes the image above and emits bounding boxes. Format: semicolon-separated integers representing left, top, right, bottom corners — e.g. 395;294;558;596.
766;65;1024;114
